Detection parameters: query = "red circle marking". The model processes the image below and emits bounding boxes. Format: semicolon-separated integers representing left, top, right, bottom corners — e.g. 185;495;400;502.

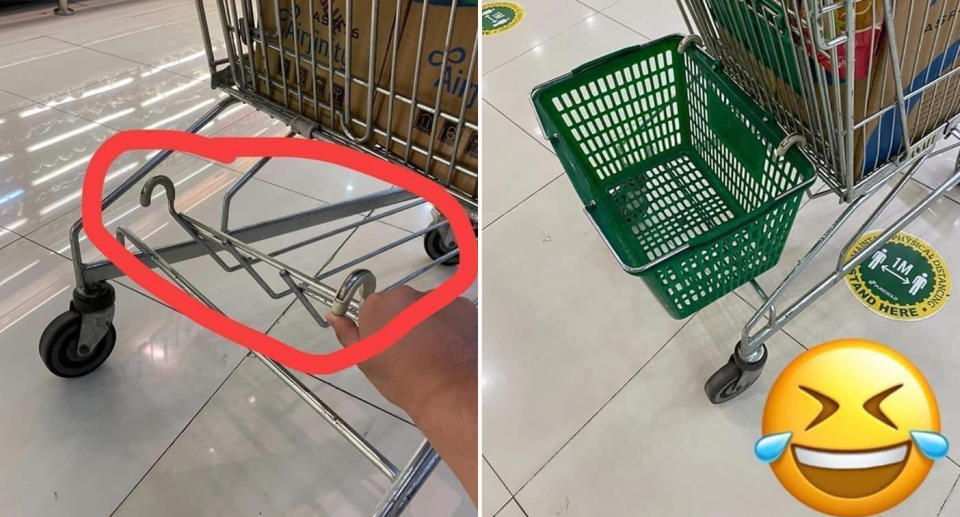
81;131;477;374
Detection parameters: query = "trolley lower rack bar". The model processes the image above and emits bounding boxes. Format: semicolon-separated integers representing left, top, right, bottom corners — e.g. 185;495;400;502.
40;98;472;516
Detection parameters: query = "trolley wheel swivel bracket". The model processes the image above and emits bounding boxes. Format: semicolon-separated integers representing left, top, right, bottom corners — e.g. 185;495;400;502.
71;284;116;357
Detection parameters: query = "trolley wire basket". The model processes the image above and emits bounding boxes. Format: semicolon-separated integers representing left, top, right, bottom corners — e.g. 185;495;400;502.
683;0;960;201
37;0;479;514
532;35;814;318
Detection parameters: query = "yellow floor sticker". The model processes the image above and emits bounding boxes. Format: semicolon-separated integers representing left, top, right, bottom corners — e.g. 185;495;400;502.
844;231;950;321
482;2;525;35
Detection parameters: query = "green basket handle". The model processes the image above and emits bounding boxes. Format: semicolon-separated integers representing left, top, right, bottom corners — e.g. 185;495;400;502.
571;45;642;75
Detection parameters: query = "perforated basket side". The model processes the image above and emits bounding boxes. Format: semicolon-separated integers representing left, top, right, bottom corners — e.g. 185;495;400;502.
532;37;690;203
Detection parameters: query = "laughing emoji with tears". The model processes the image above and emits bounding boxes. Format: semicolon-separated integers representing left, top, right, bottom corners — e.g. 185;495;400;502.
756;339;949;516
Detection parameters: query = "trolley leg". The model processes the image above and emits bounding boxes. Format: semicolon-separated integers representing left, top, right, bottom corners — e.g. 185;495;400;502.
54;0;73;16
372;440;441;517
706;152;960;403
39;99;237;378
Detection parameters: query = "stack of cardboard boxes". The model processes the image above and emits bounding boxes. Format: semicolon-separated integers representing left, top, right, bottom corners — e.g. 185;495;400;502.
855;0;960;175
252;0;478;196
708;0;960;181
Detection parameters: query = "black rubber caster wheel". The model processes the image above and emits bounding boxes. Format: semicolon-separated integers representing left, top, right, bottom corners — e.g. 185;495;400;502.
39;310;116;378
704;343;767;404
40;282;117;378
424;228;460;266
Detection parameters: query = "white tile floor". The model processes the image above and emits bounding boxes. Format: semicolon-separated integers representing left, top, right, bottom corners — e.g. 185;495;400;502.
0;1;473;516
481;1;960;516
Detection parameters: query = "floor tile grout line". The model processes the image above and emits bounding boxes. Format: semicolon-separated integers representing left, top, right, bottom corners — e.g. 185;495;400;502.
492;496;530;517
949;454;960;469
515;497;532;517
579;0;657;41
45;32;216;82
482;5;600;78
307;374;417;426
512;315;697;496
484;100;557;156
106;350;248;517
485;456;532;517
938;471;960;516
0;58;216;129
483;455;517;500
0;86;34;112
910;173;960;208
483;173;564;230
490;498;512;517
0;234;23;253
481;101;567;229
512;496;532;517
0;44;82;72
0;0;195;43
6;78;420;238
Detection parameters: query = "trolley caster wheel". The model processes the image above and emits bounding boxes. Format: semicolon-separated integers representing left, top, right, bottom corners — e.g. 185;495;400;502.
704;343;767;404
424;228;460;266
39;282;117;378
40;311;116;378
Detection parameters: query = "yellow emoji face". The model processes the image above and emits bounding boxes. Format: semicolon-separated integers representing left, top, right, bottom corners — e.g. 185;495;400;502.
759;339;947;516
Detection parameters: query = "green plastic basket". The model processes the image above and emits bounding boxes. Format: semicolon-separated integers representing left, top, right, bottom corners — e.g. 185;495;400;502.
532;35;814;319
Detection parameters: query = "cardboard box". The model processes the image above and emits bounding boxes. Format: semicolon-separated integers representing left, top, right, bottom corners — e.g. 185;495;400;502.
707;0;960;181
372;0;479;198
252;0;404;131
855;0;960;177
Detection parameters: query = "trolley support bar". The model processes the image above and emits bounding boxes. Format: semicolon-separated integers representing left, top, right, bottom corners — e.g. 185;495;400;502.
742;166;960;355
116;226;401;480
83;188;416;283
372;440;441;517
254;352;401;480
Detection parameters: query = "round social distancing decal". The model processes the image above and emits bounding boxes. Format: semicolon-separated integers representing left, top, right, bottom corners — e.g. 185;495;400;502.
481;2;525;35
844;231;950;321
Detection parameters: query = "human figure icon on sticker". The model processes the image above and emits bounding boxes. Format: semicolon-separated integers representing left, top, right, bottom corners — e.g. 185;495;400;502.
869;248;888;270
910;273;929;296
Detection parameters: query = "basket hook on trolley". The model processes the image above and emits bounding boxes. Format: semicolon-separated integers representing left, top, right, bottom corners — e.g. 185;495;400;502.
331;269;377;317
677;34;703;53
775;134;807;158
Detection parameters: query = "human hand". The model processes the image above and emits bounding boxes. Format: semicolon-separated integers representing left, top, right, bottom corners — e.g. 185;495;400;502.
326;286;478;503
325;285;477;420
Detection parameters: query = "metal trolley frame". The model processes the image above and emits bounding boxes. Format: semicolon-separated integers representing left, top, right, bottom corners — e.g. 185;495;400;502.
37;1;478;515
668;0;960;402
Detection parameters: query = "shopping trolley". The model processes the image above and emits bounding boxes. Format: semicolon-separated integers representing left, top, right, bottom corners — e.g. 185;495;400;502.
36;1;478;515
535;0;960;404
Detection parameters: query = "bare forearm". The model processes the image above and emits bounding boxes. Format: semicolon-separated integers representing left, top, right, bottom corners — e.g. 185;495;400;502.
406;372;479;504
